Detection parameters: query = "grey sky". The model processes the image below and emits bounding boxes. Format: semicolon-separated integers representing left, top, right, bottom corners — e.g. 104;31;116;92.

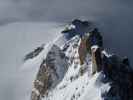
0;0;132;22
0;0;133;100
1;0;131;63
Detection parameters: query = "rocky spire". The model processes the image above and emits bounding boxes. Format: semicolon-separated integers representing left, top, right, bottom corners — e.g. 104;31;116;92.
30;19;133;100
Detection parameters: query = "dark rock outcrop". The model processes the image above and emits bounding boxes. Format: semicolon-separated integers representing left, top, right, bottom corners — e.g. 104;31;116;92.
24;44;45;61
86;28;103;53
61;19;95;39
101;54;133;100
31;45;68;100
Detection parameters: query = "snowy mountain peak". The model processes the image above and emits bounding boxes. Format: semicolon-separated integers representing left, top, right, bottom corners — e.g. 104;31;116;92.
28;19;133;100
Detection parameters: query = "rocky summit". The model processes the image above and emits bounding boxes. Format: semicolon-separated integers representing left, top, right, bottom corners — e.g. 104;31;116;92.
27;19;133;100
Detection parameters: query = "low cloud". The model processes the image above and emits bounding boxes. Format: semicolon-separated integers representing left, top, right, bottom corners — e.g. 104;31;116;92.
0;0;133;100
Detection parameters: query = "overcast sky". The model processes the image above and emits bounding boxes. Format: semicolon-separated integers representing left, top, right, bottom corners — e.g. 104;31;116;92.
0;0;133;100
0;0;132;58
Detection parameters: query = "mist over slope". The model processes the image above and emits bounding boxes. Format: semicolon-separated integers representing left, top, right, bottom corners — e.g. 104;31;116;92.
0;17;132;100
0;22;62;100
0;0;133;63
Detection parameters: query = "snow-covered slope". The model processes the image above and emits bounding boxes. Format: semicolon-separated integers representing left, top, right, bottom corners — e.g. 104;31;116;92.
0;22;63;100
21;19;133;100
42;36;111;100
27;34;110;100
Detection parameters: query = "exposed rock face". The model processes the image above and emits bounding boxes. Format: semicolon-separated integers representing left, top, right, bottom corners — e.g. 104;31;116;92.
46;45;68;83
78;37;88;65
90;46;133;100
31;45;68;100
24;44;45;61
91;46;102;74
61;19;95;40
78;27;103;66
31;60;50;100
88;27;133;100
86;28;103;54
101;54;133;100
30;19;133;100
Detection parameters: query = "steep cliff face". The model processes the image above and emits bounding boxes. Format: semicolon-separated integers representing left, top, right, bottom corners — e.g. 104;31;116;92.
42;36;105;100
31;45;68;100
30;35;109;100
28;19;133;100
